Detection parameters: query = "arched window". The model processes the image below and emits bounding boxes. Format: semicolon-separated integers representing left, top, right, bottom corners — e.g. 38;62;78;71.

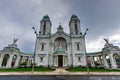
43;21;46;35
78;57;81;62
2;54;9;66
41;44;44;51
75;21;78;34
77;44;80;50
40;57;43;62
11;55;17;67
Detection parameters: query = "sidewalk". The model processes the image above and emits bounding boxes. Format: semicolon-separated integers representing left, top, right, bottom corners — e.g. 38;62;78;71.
0;68;120;75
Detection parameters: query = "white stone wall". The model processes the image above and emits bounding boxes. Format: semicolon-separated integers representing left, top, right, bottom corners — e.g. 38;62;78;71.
35;36;50;67
70;36;86;67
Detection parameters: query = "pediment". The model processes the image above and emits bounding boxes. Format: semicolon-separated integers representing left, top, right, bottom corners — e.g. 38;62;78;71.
51;32;70;38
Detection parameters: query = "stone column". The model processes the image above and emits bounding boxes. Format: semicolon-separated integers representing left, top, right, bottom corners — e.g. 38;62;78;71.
51;44;54;67
65;56;67;67
96;56;101;66
14;55;20;67
99;55;103;67
67;43;71;67
63;55;67;67
6;54;13;68
110;54;117;69
0;58;1;67
63;55;64;67
102;54;109;68
90;56;95;67
30;59;32;66
27;57;30;67
19;56;23;64
22;56;25;63
96;56;100;63
0;54;4;67
49;43;54;67
54;55;58;67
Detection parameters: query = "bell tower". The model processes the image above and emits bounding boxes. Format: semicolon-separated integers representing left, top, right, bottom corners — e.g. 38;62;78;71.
69;15;81;35
39;15;52;35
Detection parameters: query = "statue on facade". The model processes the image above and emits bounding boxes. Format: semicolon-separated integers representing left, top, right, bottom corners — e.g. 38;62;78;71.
103;38;109;44
13;38;18;44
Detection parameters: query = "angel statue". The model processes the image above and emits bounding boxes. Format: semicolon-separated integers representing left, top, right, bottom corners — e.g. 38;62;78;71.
103;38;109;44
13;38;18;44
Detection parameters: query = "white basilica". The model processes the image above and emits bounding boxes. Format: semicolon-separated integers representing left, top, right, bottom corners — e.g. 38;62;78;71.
0;15;120;69
35;15;87;67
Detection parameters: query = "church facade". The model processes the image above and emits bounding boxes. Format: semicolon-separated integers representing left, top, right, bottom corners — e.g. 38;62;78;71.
35;15;87;67
0;15;120;69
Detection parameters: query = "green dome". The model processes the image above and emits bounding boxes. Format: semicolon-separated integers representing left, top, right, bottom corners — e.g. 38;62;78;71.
43;15;50;20
55;48;65;54
71;15;78;20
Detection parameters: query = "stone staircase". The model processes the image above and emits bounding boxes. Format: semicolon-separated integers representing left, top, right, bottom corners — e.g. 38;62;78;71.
54;68;69;75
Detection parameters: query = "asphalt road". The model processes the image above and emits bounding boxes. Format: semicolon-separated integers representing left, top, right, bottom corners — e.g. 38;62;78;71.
0;75;120;80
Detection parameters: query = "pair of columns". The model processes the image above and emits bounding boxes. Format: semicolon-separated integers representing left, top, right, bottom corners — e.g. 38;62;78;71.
88;55;103;68
103;54;117;69
53;55;67;67
20;56;32;66
49;43;71;67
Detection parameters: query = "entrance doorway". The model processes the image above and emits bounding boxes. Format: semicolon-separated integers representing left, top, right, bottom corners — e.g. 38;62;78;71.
58;55;63;67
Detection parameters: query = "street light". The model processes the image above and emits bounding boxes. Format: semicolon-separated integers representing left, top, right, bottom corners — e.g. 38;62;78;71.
83;28;89;75
32;26;37;75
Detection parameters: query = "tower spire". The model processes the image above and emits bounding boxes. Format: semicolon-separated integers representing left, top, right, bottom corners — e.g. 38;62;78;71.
40;15;52;35
69;14;81;35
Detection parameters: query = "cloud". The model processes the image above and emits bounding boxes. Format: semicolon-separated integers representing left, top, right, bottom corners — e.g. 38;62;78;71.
86;32;120;52
109;33;120;46
0;0;120;54
86;36;105;52
0;0;71;53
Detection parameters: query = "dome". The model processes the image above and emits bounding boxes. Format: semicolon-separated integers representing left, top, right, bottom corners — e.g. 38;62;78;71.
71;15;78;20
55;48;65;54
43;15;50;20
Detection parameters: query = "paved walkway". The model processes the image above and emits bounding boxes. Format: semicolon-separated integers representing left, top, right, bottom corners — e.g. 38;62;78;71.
0;68;120;75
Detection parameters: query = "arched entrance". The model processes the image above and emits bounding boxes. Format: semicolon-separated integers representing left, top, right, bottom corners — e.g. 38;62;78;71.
53;37;67;67
54;48;67;67
2;54;9;66
58;55;63;67
11;55;17;67
113;54;120;68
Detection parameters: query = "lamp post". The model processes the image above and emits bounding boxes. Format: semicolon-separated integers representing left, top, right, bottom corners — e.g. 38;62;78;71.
32;27;37;75
83;28;89;74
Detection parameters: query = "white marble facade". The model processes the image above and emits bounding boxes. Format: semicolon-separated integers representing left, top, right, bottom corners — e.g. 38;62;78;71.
35;15;87;67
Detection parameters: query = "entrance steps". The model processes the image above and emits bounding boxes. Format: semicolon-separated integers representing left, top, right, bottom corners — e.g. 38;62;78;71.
53;68;69;75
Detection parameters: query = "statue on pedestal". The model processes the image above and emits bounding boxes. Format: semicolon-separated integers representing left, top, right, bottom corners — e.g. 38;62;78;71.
12;38;18;45
103;38;109;44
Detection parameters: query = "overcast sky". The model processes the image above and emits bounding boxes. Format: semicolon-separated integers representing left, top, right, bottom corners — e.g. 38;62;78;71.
0;0;120;53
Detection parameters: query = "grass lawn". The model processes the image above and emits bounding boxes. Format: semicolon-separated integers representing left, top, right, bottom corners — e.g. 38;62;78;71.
0;67;53;72
68;67;120;72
